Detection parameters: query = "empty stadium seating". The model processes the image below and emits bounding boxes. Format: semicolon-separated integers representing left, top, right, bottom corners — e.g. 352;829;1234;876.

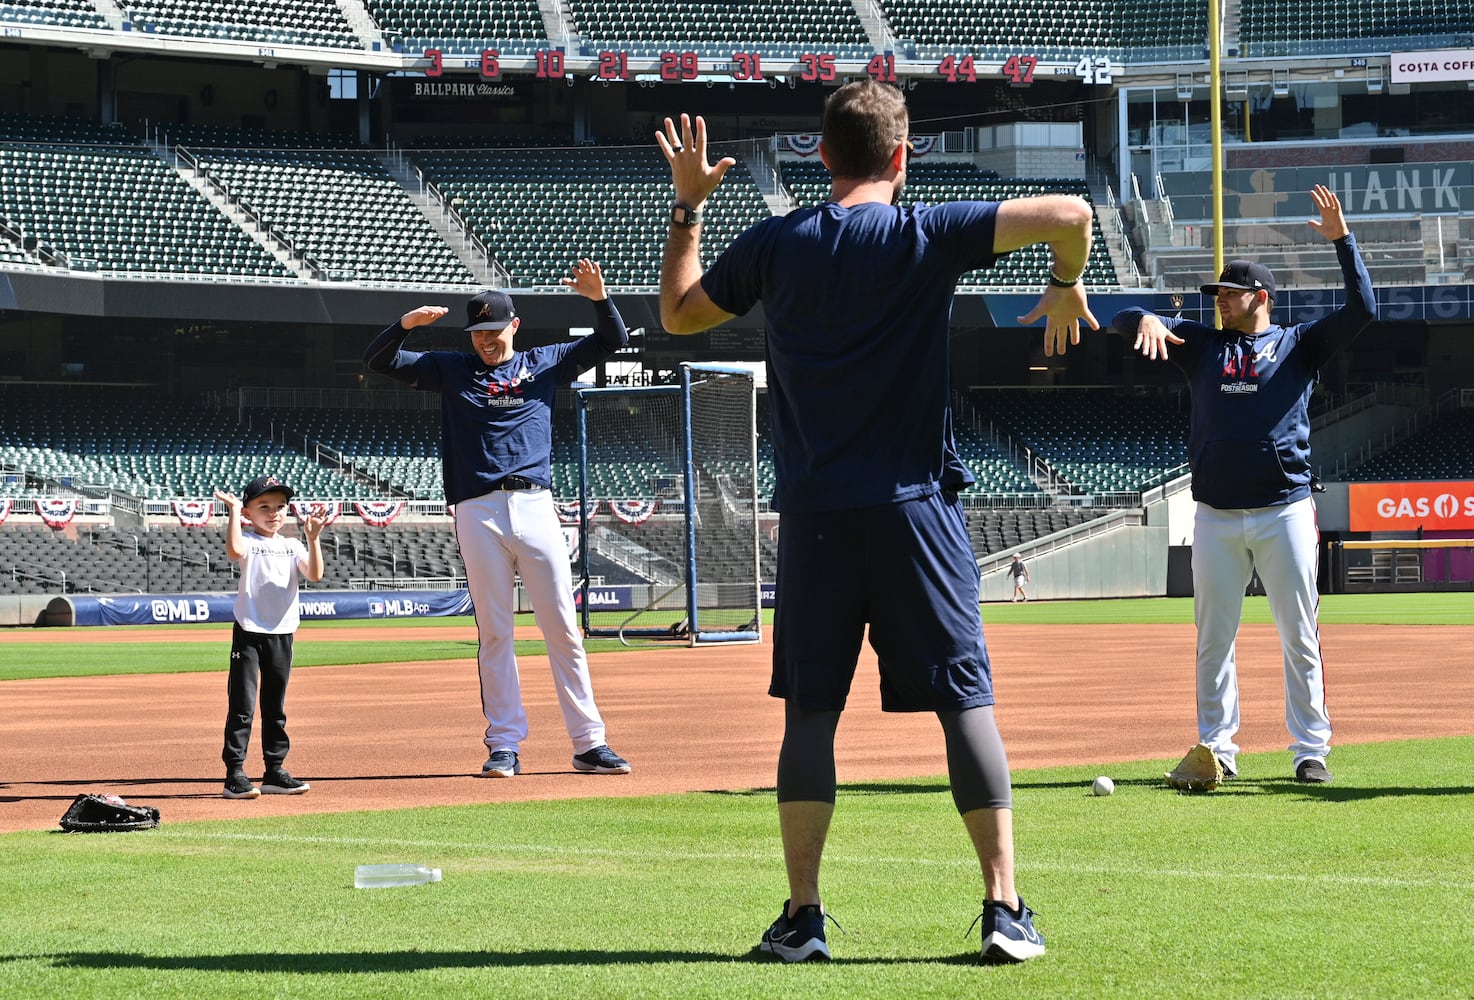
1240;0;1474;57
971;388;1190;494
410;143;770;287
0;384;387;501
0;114;291;278
882;0;1208;60
171;124;477;285
566;0;871;59
364;0;547;53
116;0;361;49
1;0;108;30
1340;406;1474;481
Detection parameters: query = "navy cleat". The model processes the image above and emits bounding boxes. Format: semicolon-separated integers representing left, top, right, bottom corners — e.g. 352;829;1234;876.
571;745;631;774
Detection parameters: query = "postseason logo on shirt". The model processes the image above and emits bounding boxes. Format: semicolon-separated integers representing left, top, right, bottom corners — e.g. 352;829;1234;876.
476;364;533;408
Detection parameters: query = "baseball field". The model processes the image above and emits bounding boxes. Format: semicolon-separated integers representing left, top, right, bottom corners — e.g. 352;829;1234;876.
3;594;1472;998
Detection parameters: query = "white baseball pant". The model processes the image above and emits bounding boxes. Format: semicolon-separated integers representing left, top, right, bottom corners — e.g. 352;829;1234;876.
454;489;607;755
1191;497;1331;770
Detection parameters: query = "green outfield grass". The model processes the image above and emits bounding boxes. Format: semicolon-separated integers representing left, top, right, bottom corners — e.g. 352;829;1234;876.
3;736;1471;999
1;593;1464;682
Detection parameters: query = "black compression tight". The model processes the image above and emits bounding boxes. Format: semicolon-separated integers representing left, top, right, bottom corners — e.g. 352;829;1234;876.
775;702;1012;813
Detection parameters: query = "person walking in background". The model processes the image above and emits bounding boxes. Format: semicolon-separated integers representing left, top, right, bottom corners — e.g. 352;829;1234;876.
363;260;631;780
1008;555;1030;602
658;78;1097;963
213;475;326;799
1111;184;1376;785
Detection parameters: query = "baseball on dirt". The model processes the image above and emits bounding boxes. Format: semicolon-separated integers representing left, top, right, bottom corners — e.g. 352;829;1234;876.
1091;776;1115;797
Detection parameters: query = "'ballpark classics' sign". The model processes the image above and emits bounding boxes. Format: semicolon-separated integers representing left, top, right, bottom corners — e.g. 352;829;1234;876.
1348;481;1474;531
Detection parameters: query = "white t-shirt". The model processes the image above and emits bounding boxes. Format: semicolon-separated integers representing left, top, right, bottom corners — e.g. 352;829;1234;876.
232;530;310;634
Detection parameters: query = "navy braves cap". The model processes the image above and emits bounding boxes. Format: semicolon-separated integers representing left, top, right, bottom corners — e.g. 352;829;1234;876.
1201;260;1276;302
242;475;295;503
464;289;517;332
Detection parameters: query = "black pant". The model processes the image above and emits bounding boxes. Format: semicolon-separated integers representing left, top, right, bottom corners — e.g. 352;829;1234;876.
221;623;294;772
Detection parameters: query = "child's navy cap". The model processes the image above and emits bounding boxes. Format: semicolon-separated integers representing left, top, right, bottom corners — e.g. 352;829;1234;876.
242;475;295;503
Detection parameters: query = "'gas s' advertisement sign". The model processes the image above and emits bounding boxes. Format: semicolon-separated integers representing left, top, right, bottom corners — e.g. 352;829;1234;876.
1348;481;1474;531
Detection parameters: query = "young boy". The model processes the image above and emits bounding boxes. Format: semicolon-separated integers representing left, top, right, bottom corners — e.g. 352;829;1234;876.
212;475;327;799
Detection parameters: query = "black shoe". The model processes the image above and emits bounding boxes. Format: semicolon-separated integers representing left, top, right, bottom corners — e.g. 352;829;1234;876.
260;768;310;794
572;745;631;774
1217;756;1237;779
760;900;835;962
1295;759;1333;784
223;772;260;799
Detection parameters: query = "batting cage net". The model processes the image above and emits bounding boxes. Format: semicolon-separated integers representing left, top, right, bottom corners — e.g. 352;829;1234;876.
575;363;761;645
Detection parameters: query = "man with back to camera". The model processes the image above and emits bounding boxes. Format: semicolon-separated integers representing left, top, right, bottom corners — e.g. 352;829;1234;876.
1112;184;1376;785
658;78;1099;963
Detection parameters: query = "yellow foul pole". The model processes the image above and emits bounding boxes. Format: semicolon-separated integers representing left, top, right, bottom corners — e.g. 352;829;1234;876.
1209;0;1224;323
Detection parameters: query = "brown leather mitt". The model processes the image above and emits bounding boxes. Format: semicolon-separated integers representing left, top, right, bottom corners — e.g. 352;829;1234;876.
1165;743;1224;792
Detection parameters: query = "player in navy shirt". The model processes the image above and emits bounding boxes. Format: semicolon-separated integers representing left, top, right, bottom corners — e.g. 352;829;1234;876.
658;79;1097;963
364;260;632;780
1112;184;1376;786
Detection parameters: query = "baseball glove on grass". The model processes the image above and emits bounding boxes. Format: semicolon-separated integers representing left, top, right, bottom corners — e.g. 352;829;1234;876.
1165;743;1224;792
58;794;160;833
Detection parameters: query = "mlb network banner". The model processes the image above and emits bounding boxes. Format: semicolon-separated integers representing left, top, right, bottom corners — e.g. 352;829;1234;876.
69;589;474;627
1348;481;1474;532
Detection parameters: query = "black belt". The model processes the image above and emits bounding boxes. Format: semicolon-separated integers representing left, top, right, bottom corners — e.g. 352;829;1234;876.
492;475;539;491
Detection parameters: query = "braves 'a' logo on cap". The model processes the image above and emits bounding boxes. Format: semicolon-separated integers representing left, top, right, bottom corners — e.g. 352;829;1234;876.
474;302;494;320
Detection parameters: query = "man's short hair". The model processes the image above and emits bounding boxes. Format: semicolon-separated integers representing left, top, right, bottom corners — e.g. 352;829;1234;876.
822;78;908;182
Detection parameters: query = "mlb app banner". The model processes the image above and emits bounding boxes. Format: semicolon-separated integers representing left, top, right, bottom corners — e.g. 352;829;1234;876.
70;589;475;626
1348;480;1474;531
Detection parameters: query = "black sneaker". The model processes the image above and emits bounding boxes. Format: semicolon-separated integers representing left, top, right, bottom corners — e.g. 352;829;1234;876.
572;745;631;774
970;896;1047;964
1217;756;1237;780
760;900;835;962
480;750;521;778
260;768;310;794
223;772;260;799
1295;759;1333;784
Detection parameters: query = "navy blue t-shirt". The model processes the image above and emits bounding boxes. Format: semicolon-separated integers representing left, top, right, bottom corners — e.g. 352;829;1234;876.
702;200;1001;513
364;298;627;505
1111;234;1375;510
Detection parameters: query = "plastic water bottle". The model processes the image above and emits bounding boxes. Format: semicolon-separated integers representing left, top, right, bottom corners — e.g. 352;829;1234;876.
354;863;442;889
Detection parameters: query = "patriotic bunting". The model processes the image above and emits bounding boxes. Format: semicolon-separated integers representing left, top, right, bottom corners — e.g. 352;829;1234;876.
609;499;659;525
354;499;406;527
37;497;79;528
554;499;599;524
785;133;822;157
172;499;215;527
291;500;341;525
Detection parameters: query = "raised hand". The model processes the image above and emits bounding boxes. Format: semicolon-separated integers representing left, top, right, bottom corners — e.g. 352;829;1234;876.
1132;314;1185;361
561;258;607;300
1306;183;1349;242
656;113;736;209
400;304;449;329
1017;284;1100;358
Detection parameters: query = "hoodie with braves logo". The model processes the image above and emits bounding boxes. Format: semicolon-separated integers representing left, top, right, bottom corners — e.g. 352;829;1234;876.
1111;234;1375;510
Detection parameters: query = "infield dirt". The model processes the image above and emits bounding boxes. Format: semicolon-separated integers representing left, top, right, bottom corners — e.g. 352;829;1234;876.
3;623;1471;833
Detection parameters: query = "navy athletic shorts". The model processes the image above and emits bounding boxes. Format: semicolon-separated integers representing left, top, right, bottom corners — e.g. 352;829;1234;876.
770;490;994;713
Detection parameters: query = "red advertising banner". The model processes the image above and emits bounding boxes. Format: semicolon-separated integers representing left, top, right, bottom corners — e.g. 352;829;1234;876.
1348;481;1474;531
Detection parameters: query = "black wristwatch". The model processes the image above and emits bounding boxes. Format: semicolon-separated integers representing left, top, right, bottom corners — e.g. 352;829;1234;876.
670;202;703;227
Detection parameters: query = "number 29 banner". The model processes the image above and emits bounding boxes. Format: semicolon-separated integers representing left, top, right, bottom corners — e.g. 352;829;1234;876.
1348;481;1474;531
